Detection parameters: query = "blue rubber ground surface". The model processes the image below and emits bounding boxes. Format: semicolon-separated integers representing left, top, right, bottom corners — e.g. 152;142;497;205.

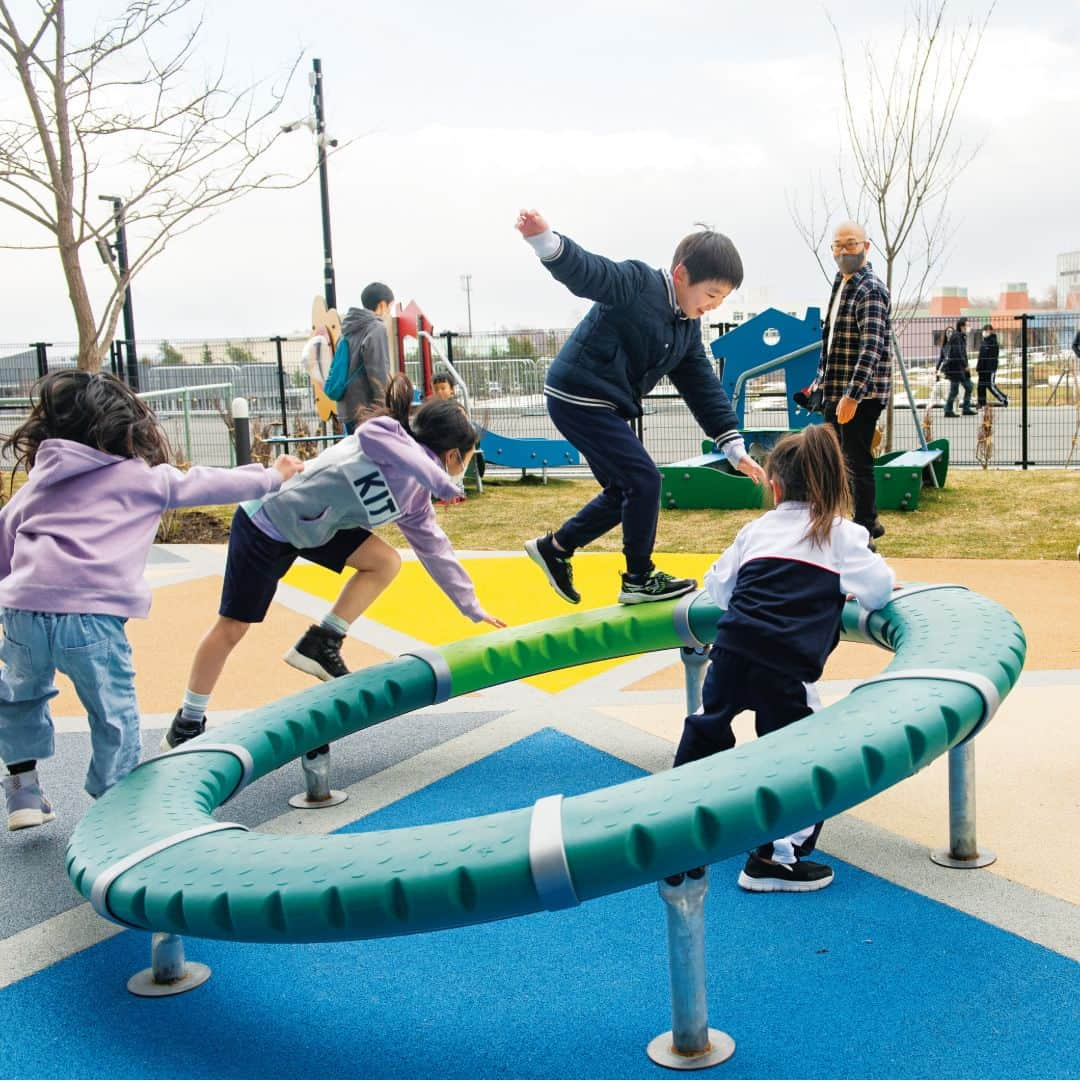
4;729;1079;1079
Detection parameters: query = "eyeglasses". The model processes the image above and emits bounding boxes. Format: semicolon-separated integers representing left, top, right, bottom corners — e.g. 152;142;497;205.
830;240;866;253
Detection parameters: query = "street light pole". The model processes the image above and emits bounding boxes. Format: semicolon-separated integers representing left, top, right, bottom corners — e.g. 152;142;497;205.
99;195;139;388
460;273;473;334
312;58;336;311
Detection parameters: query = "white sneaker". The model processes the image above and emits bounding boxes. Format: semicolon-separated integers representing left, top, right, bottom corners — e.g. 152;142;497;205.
3;770;57;831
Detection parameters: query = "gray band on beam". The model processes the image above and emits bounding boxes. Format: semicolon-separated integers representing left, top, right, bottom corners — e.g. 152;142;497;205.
528;794;579;910
403;646;453;704
157;742;256;802
673;591;708;648
90;821;249;925
854;667;1001;741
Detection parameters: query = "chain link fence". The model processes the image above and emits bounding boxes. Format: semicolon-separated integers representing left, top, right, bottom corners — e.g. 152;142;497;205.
1;315;1077;471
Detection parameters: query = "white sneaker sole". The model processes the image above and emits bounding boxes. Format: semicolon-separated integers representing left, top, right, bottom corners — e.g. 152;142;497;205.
524;539;580;604
283;648;337;682
8;807;56;831
737;870;834;893
617;581;697;605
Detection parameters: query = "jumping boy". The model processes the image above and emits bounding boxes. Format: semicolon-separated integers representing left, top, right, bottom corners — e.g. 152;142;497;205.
516;209;766;605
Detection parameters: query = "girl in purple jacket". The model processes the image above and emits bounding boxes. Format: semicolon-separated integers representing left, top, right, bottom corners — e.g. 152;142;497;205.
162;373;505;752
0;371;303;829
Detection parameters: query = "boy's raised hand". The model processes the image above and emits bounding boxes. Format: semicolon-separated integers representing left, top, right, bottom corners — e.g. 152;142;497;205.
271;454;305;481
515;208;549;238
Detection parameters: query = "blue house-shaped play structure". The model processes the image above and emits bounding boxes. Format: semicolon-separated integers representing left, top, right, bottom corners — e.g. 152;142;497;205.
711;307;823;441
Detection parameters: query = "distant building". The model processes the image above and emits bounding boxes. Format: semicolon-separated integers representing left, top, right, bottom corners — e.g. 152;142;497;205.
1057;252;1080;309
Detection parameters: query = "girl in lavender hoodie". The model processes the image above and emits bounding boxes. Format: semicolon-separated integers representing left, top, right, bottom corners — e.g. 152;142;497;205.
0;371;303;829
162;373;506;751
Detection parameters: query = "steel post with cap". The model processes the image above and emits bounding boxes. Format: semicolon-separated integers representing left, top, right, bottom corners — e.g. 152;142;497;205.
930;741;996;868
288;743;347;809
127;932;211;997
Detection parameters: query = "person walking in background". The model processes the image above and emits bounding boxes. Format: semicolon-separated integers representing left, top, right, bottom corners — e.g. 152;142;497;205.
813;220;892;543
0;371;302;828
515;207;766;606
669;424;895;892
937;317;977;417
976;323;1008;407
338;282;395;434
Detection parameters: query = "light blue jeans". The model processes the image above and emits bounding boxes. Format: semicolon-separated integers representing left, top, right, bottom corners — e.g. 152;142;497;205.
0;609;141;798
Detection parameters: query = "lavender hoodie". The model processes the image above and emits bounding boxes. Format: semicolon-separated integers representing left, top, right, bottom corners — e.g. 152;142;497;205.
252;417;485;621
0;439;281;619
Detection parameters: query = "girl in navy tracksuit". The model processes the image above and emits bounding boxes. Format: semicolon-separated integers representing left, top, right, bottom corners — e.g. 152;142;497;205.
515;209;767;607
674;423;895;893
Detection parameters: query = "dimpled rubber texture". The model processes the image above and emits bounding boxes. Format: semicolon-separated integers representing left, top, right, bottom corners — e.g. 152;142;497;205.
66;585;1024;943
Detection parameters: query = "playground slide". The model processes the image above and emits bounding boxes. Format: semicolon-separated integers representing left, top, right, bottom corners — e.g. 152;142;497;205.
69;584;1023;943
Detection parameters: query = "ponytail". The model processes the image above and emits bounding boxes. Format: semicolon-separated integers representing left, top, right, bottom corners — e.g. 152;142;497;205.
356;372;480;459
766;424;851;546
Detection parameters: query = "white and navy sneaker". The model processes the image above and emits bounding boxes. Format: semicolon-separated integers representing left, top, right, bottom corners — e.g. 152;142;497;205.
737;853;834;893
285;625;349;681
160;709;206;752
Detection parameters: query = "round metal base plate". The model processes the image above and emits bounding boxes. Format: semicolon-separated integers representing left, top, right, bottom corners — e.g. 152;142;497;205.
930;847;997;869
288;790;348;809
646;1030;735;1070
127;962;211;997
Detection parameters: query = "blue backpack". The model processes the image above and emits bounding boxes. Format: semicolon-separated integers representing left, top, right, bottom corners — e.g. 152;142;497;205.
322;336;361;401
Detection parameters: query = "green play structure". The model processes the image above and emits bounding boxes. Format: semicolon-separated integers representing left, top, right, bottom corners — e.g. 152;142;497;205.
873;438;950;511
68;584;1023;943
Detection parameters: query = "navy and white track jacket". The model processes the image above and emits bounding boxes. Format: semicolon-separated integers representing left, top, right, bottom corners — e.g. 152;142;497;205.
705;502;895;683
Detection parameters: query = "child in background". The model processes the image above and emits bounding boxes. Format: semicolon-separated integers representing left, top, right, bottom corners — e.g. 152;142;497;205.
0;370;302;829
164;373;506;750
515;208;766;607
672;424;895;891
430;371;457;400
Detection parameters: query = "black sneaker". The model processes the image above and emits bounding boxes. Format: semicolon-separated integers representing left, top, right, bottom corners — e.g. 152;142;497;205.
284;625;349;681
524;533;580;604
962;408;978;415
160;709;205;752
617;568;697;605
869;520;885;539
737;853;834;893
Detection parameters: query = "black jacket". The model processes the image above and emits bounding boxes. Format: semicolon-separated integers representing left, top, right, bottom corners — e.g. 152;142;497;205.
977;332;1000;374
938;326;969;376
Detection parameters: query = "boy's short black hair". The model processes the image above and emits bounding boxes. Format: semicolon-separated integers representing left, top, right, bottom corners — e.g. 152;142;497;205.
361;282;394;311
671;229;743;288
432;371;455;387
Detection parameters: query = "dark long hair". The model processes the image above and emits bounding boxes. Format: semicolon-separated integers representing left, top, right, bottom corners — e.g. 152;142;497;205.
3;369;170;473
766;424;851;546
360;373;479;458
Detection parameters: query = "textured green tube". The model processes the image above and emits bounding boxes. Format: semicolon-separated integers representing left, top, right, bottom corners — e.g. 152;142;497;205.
66;585;1025;943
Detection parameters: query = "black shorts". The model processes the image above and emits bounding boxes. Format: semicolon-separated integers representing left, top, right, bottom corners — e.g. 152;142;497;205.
219;507;372;624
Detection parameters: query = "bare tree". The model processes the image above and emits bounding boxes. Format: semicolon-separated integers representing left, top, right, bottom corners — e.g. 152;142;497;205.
0;0;311;370
790;0;995;446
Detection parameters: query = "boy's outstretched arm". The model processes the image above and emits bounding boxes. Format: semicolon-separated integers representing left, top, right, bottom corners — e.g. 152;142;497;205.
515;207;649;307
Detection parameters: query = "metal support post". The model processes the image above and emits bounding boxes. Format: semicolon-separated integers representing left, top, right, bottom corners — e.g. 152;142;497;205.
930;741;996;869
271;335;289;437
232;397;252;465
647;871;734;1070
30;341;51;380
680;646;708;716
288;744;348;809
127;932;211;997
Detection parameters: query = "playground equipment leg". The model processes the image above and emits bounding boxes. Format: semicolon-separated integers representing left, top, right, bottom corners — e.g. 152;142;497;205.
647;871;735;1070
680;646;709;716
127;933;211;997
288;744;348;810
930;742;996;869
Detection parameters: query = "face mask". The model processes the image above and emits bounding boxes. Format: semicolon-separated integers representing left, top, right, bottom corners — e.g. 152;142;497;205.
982;331;991;338
834;252;864;274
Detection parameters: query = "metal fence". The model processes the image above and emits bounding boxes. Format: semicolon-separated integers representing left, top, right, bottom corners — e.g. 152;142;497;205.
1;315;1077;471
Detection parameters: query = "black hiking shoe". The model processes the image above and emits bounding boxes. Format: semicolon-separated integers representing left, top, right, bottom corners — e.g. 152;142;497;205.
284;625;349;681
160;709;206;752
737;853;834;893
525;533;580;604
869;520;885;539
618;568;697;605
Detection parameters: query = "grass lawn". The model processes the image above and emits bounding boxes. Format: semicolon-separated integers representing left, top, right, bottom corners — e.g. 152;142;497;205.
410;468;1080;561
4;465;1078;560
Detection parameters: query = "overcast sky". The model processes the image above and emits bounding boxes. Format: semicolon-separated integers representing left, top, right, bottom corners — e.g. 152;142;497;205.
2;0;1078;346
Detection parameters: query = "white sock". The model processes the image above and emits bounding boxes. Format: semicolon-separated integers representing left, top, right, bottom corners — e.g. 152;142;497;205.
320;612;350;637
181;689;211;725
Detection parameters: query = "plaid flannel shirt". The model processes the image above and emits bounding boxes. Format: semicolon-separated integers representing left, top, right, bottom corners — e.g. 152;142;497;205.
817;262;892;403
